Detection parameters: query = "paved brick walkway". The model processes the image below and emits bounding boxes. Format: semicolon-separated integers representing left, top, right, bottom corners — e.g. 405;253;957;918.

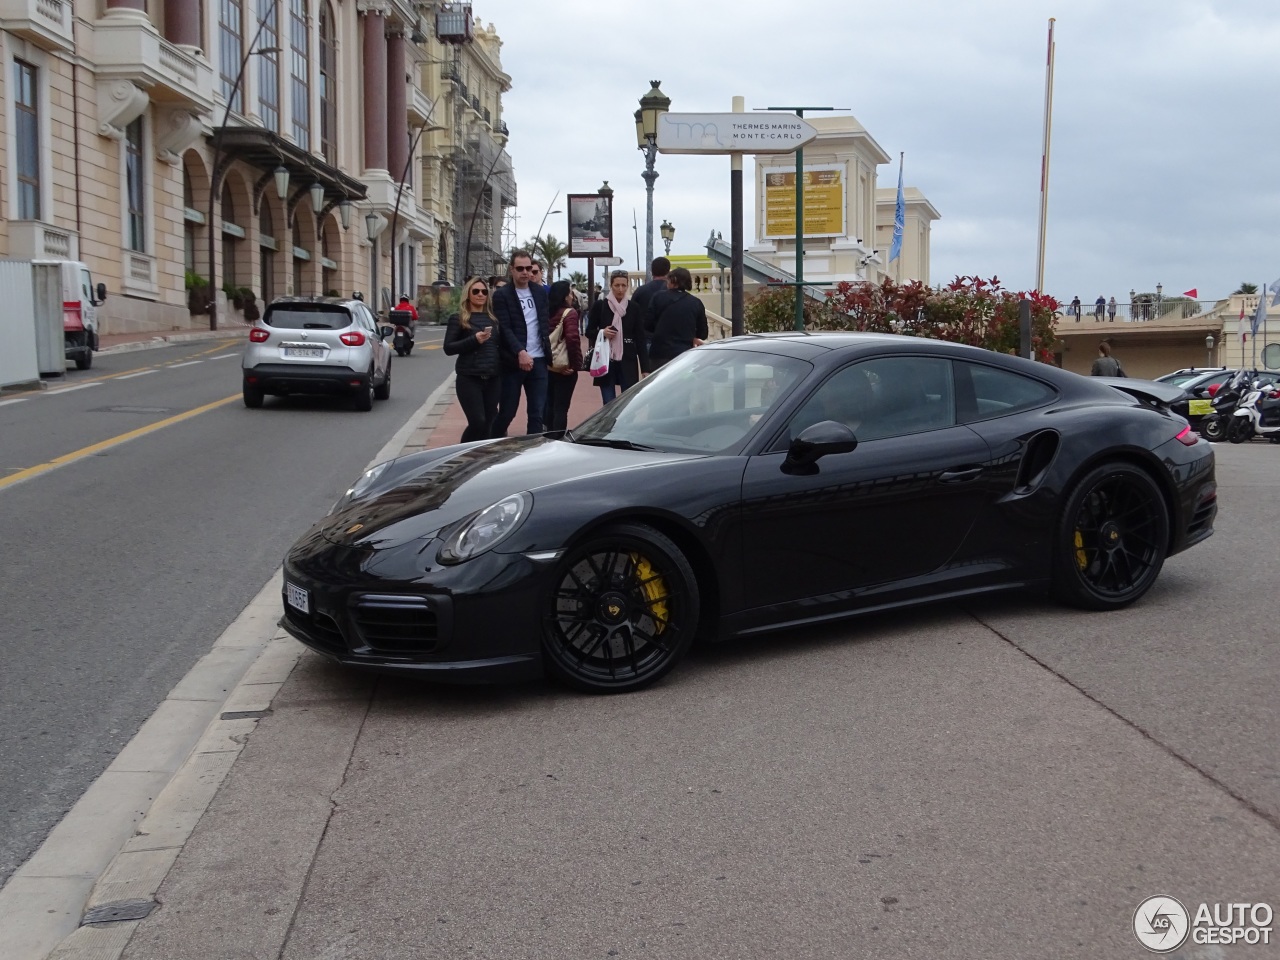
401;370;607;454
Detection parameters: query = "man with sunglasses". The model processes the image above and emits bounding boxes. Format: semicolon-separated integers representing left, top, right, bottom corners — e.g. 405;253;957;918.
491;249;552;435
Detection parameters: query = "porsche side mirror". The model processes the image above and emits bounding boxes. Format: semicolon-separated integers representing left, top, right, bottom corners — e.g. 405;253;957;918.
782;420;857;475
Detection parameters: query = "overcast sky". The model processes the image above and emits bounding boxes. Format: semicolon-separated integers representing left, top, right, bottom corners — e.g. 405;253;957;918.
472;0;1277;304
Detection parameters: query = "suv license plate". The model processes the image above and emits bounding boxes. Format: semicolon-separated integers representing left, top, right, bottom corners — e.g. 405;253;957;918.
285;582;310;614
283;347;324;358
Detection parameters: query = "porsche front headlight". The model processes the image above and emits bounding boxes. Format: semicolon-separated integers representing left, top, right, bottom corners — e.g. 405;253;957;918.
438;492;532;564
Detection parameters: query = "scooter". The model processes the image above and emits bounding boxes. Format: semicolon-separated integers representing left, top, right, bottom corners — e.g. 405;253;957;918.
389;308;415;357
1228;381;1280;443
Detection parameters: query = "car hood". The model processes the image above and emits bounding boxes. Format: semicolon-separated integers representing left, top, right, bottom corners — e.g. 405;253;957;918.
321;436;703;548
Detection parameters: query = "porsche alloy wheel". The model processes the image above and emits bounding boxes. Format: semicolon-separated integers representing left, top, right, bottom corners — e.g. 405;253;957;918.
543;523;699;693
1054;462;1169;610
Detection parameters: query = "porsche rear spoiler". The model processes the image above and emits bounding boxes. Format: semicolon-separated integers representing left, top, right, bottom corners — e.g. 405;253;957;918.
1094;377;1184;411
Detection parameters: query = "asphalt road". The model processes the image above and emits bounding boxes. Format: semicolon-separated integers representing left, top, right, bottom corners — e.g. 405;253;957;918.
0;331;452;885
119;443;1280;960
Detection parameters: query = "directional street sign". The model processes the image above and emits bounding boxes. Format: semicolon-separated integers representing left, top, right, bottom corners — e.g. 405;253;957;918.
656;112;819;155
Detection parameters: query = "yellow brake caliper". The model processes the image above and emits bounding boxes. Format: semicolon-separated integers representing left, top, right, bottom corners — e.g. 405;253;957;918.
630;553;669;634
1074;530;1087;570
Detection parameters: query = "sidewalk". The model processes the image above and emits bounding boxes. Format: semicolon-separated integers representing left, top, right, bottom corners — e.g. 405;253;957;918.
402;370;608;453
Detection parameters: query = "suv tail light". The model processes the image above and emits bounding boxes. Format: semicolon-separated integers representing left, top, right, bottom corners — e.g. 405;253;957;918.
339;331;366;346
249;328;270;343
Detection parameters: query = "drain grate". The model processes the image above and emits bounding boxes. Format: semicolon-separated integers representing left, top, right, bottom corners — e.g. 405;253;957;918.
220;709;272;720
81;899;158;924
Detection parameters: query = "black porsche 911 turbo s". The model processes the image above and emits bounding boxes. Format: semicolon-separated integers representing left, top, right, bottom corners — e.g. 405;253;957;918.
280;333;1217;693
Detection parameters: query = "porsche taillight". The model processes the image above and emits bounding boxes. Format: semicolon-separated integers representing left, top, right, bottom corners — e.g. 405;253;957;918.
1175;425;1198;446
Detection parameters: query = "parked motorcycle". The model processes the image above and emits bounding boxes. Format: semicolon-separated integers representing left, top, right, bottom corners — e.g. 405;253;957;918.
1228;379;1280;443
389;308;416;357
1200;369;1254;442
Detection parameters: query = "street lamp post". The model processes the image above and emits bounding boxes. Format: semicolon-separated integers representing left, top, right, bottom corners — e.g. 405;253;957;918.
389;121;446;307
660;220;674;256
1156;282;1163;320
635;81;670;282
1206;333;1216;367
1129;288;1136;322
206;4;282;331
530;192;561;271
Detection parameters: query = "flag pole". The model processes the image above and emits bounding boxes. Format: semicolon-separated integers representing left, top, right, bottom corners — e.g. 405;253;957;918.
1035;17;1056;294
890;152;904;284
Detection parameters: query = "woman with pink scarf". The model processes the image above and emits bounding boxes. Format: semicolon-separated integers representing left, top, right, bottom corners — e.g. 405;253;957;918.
583;269;651;404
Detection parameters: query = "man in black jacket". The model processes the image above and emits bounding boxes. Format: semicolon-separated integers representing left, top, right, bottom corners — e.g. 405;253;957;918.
491;250;552;435
629;257;670;330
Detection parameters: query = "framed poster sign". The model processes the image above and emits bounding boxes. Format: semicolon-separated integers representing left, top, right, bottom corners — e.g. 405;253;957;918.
567;193;614;258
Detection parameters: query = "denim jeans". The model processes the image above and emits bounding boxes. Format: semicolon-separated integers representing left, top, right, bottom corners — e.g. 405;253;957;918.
493;357;549;436
598;358;639;405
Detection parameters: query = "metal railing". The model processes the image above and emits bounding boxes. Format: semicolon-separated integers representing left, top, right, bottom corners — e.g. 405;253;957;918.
1058;299;1217;323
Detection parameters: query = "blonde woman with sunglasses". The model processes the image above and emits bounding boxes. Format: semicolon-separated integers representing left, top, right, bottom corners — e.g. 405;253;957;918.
443;277;501;441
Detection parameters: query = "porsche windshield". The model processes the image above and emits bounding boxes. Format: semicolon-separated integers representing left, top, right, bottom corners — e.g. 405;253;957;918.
570;348;810;454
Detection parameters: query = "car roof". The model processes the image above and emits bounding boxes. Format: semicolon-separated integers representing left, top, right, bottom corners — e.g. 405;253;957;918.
265;297;365;309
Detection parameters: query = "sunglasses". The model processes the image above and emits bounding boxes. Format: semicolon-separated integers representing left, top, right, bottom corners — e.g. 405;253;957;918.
470;288;489;296
513;265;533;272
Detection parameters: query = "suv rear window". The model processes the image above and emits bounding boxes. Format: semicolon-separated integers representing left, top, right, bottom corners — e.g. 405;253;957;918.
264;305;352;329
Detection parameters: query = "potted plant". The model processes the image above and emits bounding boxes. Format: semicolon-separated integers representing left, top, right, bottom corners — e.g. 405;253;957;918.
186;271;210;315
223;280;244;310
239;287;260;321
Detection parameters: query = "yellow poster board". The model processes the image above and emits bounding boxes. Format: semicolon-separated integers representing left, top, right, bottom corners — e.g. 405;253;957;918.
763;166;845;239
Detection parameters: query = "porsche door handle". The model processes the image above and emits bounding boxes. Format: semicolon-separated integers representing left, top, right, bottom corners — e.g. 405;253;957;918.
938;466;984;483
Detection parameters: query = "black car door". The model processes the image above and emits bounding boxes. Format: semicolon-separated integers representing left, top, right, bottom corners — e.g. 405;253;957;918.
736;355;992;626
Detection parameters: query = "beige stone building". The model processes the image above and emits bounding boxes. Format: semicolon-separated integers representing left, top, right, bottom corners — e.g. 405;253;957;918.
750;115;939;288
0;0;513;336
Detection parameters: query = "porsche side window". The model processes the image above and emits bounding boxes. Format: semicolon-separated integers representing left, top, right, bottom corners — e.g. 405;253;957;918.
957;363;1056;422
788;357;954;444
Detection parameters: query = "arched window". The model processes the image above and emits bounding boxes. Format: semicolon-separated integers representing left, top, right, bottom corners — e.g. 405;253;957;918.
319;2;337;164
292;217;305;295
259;200;276;303
221;183;238;287
256;0;280;131
218;0;244;112
183;166;196;272
289;0;310;148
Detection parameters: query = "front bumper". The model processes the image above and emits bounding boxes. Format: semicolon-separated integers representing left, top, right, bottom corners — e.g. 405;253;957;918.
244;363;369;396
278;532;549;683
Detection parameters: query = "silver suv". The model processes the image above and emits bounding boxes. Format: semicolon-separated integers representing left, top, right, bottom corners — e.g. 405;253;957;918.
242;297;393;411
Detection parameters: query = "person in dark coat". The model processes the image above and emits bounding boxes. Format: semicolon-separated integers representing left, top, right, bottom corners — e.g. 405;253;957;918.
442;276;500;442
629;256;670;353
490;249;551;436
645;267;708;368
543;280;583;433
584;269;651;404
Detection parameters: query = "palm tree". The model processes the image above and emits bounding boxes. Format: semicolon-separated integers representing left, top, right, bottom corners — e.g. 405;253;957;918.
568;270;587;291
527;234;569;279
1235;282;1258;295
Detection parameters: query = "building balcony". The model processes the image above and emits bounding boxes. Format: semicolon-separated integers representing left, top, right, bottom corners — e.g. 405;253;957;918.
94;14;214;115
0;0;75;52
7;220;79;260
408;86;435;125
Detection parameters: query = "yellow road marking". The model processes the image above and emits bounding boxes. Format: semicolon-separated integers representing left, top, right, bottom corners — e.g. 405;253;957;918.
0;393;240;493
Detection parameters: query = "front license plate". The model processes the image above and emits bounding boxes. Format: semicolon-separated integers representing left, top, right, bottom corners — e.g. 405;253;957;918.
283;346;324;359
285;582;310;614
1188;399;1213;416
